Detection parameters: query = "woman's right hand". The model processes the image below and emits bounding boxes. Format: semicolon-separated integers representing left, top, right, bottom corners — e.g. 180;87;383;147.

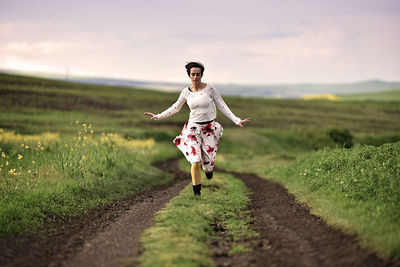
238;117;250;127
144;112;158;120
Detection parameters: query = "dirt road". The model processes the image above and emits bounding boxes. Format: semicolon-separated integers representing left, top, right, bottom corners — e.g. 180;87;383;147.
1;158;398;266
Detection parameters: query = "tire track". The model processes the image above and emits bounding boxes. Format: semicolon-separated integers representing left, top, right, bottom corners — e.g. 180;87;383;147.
0;158;190;267
214;169;399;267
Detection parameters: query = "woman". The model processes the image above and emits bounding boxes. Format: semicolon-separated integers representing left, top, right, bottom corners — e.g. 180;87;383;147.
144;61;250;196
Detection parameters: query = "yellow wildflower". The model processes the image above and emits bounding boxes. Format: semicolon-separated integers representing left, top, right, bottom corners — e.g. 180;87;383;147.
82;155;86;160
18;154;23;160
0;130;58;146
27;170;31;174
82;123;87;127
302;94;342;101
6;161;9;166
1;152;6;158
32;161;35;164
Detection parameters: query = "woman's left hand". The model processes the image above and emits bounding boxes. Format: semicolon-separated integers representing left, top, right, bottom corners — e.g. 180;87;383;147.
238;118;250;127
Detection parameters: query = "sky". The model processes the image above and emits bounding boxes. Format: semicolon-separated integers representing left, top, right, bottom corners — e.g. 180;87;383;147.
1;0;399;84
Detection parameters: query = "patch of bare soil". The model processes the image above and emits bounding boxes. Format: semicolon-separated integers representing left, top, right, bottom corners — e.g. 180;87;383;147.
212;169;400;267
0;158;190;267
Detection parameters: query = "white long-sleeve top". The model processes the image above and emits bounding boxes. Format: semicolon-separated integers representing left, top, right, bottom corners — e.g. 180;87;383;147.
156;83;241;125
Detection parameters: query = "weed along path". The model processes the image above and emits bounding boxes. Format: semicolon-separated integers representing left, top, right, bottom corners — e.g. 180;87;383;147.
215;169;399;267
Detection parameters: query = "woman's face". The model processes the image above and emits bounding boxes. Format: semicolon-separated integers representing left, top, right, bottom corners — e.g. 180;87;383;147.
189;67;202;83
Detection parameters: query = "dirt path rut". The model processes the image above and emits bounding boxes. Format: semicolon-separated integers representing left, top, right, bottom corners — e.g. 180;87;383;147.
0;158;190;267
214;169;399;267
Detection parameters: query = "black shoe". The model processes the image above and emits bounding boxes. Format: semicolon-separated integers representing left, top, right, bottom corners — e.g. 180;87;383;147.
193;184;202;196
206;171;213;179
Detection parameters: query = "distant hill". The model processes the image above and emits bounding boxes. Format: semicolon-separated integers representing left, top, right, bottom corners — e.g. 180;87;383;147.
1;69;399;98
340;88;400;101
215;80;400;98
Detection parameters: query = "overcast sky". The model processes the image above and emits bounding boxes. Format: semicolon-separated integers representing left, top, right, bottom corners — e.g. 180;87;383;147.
1;0;399;84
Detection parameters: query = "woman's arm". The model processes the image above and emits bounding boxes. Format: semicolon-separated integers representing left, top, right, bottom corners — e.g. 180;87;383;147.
144;88;188;120
210;85;242;125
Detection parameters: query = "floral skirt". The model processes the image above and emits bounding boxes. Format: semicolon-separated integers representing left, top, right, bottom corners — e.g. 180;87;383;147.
173;121;223;172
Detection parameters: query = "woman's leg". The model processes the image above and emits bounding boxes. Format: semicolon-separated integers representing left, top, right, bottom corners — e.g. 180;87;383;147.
191;162;202;196
191;161;201;185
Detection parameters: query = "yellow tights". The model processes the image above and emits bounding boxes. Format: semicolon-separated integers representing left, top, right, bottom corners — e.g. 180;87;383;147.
191;162;202;185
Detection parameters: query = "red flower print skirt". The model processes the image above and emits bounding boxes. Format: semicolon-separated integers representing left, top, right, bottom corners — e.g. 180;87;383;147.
173;121;223;172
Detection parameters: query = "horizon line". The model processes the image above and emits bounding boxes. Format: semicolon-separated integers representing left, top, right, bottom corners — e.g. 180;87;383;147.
1;68;399;86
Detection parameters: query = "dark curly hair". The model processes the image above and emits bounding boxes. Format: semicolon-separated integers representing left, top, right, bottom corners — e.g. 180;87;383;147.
185;61;205;77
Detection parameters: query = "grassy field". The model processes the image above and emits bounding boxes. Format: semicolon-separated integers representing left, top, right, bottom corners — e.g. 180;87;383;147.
1;72;399;259
0;124;179;237
218;136;400;258
340;88;400;101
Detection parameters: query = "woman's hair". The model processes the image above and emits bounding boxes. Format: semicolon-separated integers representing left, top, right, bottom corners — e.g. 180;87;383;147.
185;61;205;76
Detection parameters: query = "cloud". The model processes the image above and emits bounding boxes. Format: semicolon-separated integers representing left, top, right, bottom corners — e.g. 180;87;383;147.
5;41;82;55
0;3;399;84
185;24;343;64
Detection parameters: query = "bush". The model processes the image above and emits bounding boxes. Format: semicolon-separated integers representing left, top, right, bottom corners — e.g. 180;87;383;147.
328;128;354;148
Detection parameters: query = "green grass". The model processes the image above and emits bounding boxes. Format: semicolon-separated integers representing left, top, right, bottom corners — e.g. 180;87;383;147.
218;135;400;259
0;126;179;237
136;166;257;267
2;72;400;260
2;73;400;136
268;142;400;258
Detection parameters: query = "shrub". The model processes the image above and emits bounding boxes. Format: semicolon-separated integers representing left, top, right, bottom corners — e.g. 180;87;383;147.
328;128;354;148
